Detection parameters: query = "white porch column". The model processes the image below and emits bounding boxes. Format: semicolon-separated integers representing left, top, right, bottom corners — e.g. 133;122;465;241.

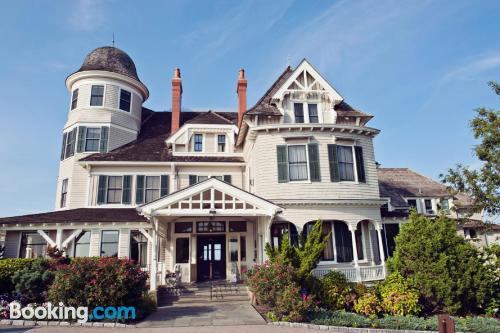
150;218;158;291
55;229;63;250
375;222;386;265
349;224;361;282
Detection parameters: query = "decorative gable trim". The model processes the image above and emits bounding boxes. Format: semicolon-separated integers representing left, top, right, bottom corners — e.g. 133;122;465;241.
272;59;344;110
137;177;283;218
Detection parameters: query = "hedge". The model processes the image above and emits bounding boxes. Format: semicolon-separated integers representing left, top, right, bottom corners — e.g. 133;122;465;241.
310;310;500;332
0;258;35;294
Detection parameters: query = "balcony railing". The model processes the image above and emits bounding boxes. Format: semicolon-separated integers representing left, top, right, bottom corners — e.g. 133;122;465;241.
313;264;386;282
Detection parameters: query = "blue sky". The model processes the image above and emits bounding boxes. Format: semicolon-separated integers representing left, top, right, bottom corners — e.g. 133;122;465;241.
0;0;499;217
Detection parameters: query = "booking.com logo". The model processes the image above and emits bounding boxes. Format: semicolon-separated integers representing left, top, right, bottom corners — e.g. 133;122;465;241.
9;302;136;323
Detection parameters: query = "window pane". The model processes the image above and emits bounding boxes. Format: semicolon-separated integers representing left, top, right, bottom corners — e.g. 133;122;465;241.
175;222;193;233
176;238;190;263
229;238;238;262
90;85;104;106
337;146;354;181
145;189;159;203
229;221;247;232
308;104;319;123
101;230;119;243
240;236;246;262
194;134;203;152
322;222;334;260
294;103;304;123
119;90;131;112
71;89;79;110
130;231;147;266
288;145;308;181
20;232;47;258
217;135;226;152
100;243;118;257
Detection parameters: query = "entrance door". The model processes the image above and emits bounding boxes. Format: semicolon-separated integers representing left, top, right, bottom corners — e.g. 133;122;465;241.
197;235;226;281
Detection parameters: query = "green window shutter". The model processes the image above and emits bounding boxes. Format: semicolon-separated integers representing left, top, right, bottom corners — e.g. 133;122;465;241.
136;175;145;204
160;175;169;197
68;128;77;157
327;144;340;182
277;145;288;183
99;126;109;153
308;144;321;182
223;175;232;184
189;175;197;186
97;175;108;204
77;126;86;153
60;132;67;160
122;175;132;204
354;146;366;183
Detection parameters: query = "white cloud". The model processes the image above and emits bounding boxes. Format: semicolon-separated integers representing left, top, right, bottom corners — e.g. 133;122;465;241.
68;0;105;32
439;52;500;84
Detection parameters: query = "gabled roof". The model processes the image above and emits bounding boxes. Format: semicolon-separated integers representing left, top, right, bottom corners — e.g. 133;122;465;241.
0;208;146;224
378;168;451;207
81;109;242;163
184;110;236;125
138;177;282;217
245;66;294;116
334;101;373;120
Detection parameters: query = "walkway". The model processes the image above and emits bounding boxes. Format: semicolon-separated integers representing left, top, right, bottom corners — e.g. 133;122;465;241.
137;300;266;327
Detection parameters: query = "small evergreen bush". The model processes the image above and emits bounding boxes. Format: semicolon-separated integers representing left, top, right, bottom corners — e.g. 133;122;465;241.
310;310;371;328
0;258;35;294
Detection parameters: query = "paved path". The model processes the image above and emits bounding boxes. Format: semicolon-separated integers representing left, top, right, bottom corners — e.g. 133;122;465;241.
137;300;266;327
22;325;346;333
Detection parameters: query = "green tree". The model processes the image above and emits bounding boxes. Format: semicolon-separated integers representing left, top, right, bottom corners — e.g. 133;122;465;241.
266;219;328;280
387;212;495;315
441;81;500;216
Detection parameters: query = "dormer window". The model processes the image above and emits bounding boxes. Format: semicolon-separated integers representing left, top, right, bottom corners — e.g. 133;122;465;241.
293;103;319;123
90;85;104;106
194;134;203;152
119;89;131;112
294;103;304;123
71;89;79;110
217;135;226;152
308;104;319;123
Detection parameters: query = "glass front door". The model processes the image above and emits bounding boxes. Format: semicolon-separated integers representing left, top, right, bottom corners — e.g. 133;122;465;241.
197;235;226;281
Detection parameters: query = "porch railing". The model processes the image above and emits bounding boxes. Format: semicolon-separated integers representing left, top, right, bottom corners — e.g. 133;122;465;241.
313;264;386;282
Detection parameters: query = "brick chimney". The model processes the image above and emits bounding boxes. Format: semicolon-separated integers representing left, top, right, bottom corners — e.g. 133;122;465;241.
171;68;182;134
237;68;247;126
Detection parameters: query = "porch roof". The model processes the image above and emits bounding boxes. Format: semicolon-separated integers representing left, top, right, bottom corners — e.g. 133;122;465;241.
0;208;147;225
137;178;283;218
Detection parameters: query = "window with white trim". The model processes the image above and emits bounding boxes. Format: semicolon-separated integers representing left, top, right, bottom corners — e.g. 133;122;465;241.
90;85;104;106
145;176;161;203
293;103;304;123
119;89;131;112
60;179;68;208
308;103;319;123
288;145;308;181
100;230;119;257
71;89;79;110
84;128;100;152
194;134;203;152
73;231;90;257
217;134;226;152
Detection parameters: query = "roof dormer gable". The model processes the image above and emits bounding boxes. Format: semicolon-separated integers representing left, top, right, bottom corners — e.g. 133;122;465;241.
271;59;344;110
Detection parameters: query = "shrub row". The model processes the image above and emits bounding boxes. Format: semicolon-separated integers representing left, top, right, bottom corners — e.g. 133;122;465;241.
310;310;500;333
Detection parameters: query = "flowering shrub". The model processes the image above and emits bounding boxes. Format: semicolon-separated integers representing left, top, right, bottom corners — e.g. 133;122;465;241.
353;292;381;317
0;258;35;294
377;272;421;316
48;257;148;310
269;284;317;322
246;261;299;307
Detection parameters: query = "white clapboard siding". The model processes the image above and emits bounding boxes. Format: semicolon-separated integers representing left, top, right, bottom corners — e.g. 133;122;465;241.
89;229;101;257
251;131;380;200
4;231;20;258
118;229;130;258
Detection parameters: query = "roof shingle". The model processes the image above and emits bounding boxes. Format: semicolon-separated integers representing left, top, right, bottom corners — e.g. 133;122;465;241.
0;208;146;224
81;109;242;163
